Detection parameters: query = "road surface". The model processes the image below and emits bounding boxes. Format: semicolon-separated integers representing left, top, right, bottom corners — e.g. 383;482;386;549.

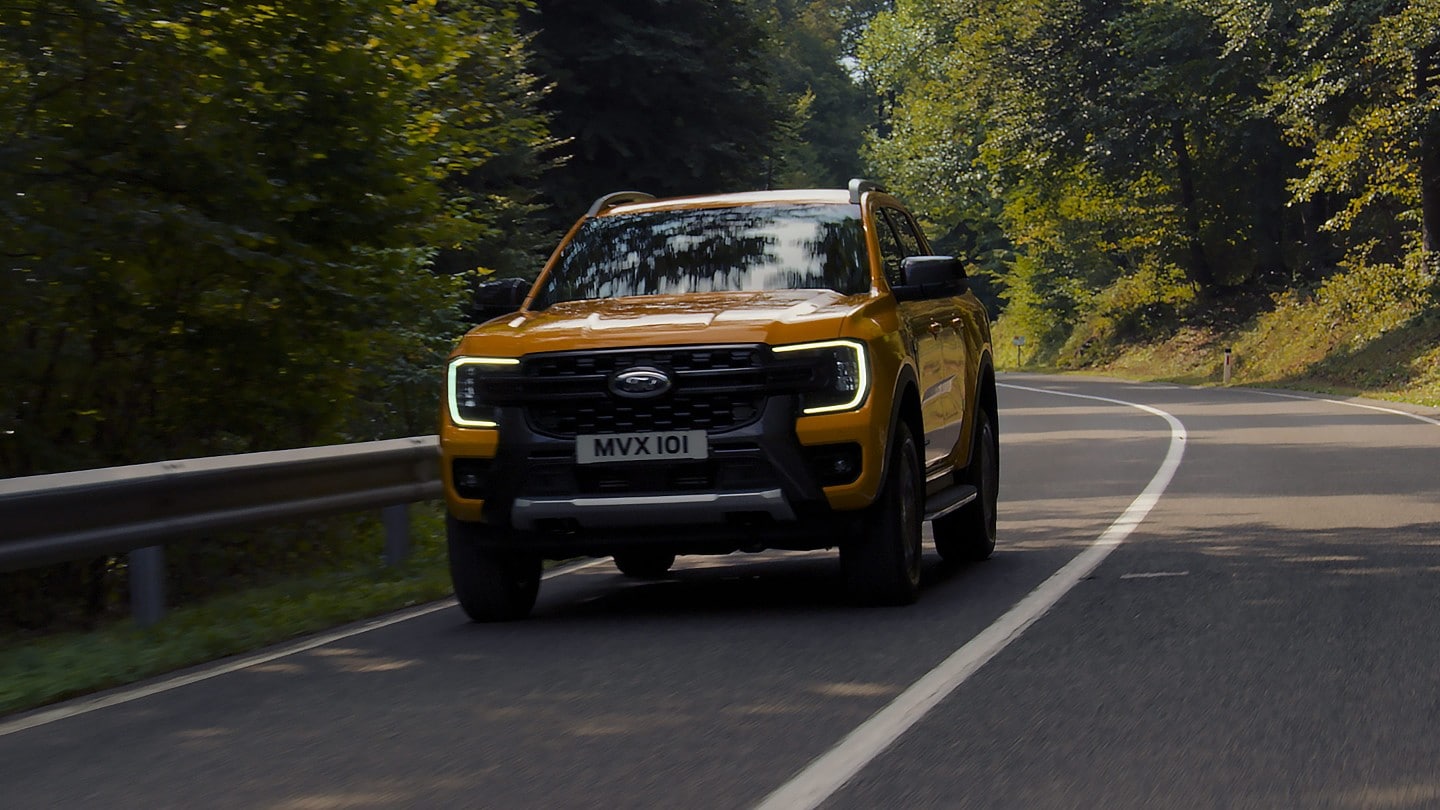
3;374;1438;809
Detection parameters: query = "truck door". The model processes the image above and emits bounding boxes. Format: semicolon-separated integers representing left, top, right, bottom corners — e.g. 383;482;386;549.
873;208;964;471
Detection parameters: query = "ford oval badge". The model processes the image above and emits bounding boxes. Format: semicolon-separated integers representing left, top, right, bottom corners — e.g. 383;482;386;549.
610;367;672;399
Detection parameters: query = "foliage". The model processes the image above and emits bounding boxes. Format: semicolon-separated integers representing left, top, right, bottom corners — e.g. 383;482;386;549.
526;0;788;225
857;0;1437;358
1263;0;1440;249
0;0;552;627
755;0;885;187
1248;248;1434;355
428;3;562;294
1070;248;1440;404
0;0;549;477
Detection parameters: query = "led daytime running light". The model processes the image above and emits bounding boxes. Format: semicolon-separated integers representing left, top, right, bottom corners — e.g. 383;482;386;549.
774;339;869;414
447;357;519;427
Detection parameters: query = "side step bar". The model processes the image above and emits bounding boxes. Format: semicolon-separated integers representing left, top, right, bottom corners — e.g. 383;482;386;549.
923;483;977;522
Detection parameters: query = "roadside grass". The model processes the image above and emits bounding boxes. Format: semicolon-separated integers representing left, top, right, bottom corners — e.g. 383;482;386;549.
1250;307;1440;407
995;277;1440;410
0;507;456;717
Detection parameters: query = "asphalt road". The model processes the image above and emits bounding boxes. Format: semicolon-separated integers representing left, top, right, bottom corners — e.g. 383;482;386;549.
4;374;1438;809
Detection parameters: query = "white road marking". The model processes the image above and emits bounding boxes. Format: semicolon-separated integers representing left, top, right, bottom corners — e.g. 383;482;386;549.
0;558;610;738
1120;571;1190;579
754;383;1188;810
1249;389;1440;426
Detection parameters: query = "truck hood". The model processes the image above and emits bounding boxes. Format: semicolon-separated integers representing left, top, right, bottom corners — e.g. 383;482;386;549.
457;290;875;355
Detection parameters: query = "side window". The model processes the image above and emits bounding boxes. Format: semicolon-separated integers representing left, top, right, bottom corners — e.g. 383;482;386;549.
873;212;906;289
885;209;926;257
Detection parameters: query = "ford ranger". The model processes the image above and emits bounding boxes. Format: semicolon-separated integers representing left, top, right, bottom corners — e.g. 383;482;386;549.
440;180;997;620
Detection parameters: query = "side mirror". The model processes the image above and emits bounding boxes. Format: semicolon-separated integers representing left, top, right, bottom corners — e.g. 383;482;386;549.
469;277;530;323
892;256;968;301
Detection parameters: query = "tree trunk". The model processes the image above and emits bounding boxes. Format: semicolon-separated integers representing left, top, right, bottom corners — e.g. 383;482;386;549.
1420;45;1439;271
1423;127;1439;255
1170;118;1214;287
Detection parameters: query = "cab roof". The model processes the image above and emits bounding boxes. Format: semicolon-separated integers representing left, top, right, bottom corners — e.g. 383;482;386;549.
595;188;857;218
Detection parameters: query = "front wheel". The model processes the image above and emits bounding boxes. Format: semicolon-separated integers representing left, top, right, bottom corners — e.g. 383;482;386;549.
840;421;923;606
446;516;542;622
933;408;998;562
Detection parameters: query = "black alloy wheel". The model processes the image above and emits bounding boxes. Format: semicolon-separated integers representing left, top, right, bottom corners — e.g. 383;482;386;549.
446;516;542;622
840;421;924;605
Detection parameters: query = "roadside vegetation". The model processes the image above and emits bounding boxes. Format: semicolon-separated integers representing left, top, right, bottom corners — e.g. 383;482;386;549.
0;508;455;716
995;259;1440;409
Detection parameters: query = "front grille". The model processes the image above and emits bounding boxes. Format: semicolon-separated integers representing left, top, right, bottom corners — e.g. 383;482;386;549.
530;396;760;436
516;346;777;438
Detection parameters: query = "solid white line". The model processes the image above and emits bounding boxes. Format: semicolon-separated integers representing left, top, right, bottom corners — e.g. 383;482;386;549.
0;558;610;738
753;383;1187;810
1248;389;1440;427
1120;571;1190;579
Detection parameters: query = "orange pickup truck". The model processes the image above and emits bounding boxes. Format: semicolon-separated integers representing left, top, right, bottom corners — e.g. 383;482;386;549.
440;181;997;620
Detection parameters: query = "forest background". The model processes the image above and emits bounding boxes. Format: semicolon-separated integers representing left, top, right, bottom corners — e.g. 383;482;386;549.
2;0;1437;634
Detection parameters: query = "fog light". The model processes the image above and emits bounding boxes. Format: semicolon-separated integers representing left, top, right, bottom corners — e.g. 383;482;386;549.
803;442;863;487
452;459;492;499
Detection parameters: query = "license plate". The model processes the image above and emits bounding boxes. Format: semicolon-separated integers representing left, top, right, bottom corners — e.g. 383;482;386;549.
576;430;708;464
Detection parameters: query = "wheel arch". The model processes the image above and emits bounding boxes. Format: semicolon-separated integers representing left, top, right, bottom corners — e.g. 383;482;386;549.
875;364;923;495
969;355;999;472
979;355;998;433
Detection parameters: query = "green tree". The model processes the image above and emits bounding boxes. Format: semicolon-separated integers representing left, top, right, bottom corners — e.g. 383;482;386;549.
861;0;1332;350
527;0;787;224
428;2;561;302
1264;0;1440;263
756;0;884;187
0;0;551;476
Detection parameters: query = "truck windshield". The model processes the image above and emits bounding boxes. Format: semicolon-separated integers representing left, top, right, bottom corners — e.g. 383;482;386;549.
534;203;869;306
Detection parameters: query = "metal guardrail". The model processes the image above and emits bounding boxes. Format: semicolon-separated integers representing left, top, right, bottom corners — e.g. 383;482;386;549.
0;436;443;624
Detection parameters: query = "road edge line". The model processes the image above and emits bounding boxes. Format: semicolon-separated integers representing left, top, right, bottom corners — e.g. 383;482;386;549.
1248;389;1440;426
753;383;1188;810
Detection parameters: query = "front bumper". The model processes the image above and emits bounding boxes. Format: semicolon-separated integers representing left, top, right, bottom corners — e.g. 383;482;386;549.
512;488;794;530
442;394;875;554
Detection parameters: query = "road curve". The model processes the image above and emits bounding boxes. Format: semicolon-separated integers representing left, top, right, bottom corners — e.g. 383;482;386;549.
2;374;1437;809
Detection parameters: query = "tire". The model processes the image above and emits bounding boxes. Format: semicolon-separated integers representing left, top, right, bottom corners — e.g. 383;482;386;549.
612;551;676;579
933;408;998;563
840;421;923;606
446;516;542;622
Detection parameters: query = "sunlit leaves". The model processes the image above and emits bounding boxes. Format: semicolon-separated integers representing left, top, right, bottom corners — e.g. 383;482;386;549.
0;0;549;475
858;0;1440;354
1270;0;1440;246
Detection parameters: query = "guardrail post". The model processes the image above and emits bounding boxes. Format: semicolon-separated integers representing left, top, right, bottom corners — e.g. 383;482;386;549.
383;504;410;566
130;545;166;627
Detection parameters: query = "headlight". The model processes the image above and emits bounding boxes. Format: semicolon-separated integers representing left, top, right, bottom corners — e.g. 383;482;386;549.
447;357;519;427
773;339;869;414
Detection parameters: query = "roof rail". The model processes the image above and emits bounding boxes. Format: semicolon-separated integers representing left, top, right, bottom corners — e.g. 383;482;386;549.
586;190;656;217
848;178;886;204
